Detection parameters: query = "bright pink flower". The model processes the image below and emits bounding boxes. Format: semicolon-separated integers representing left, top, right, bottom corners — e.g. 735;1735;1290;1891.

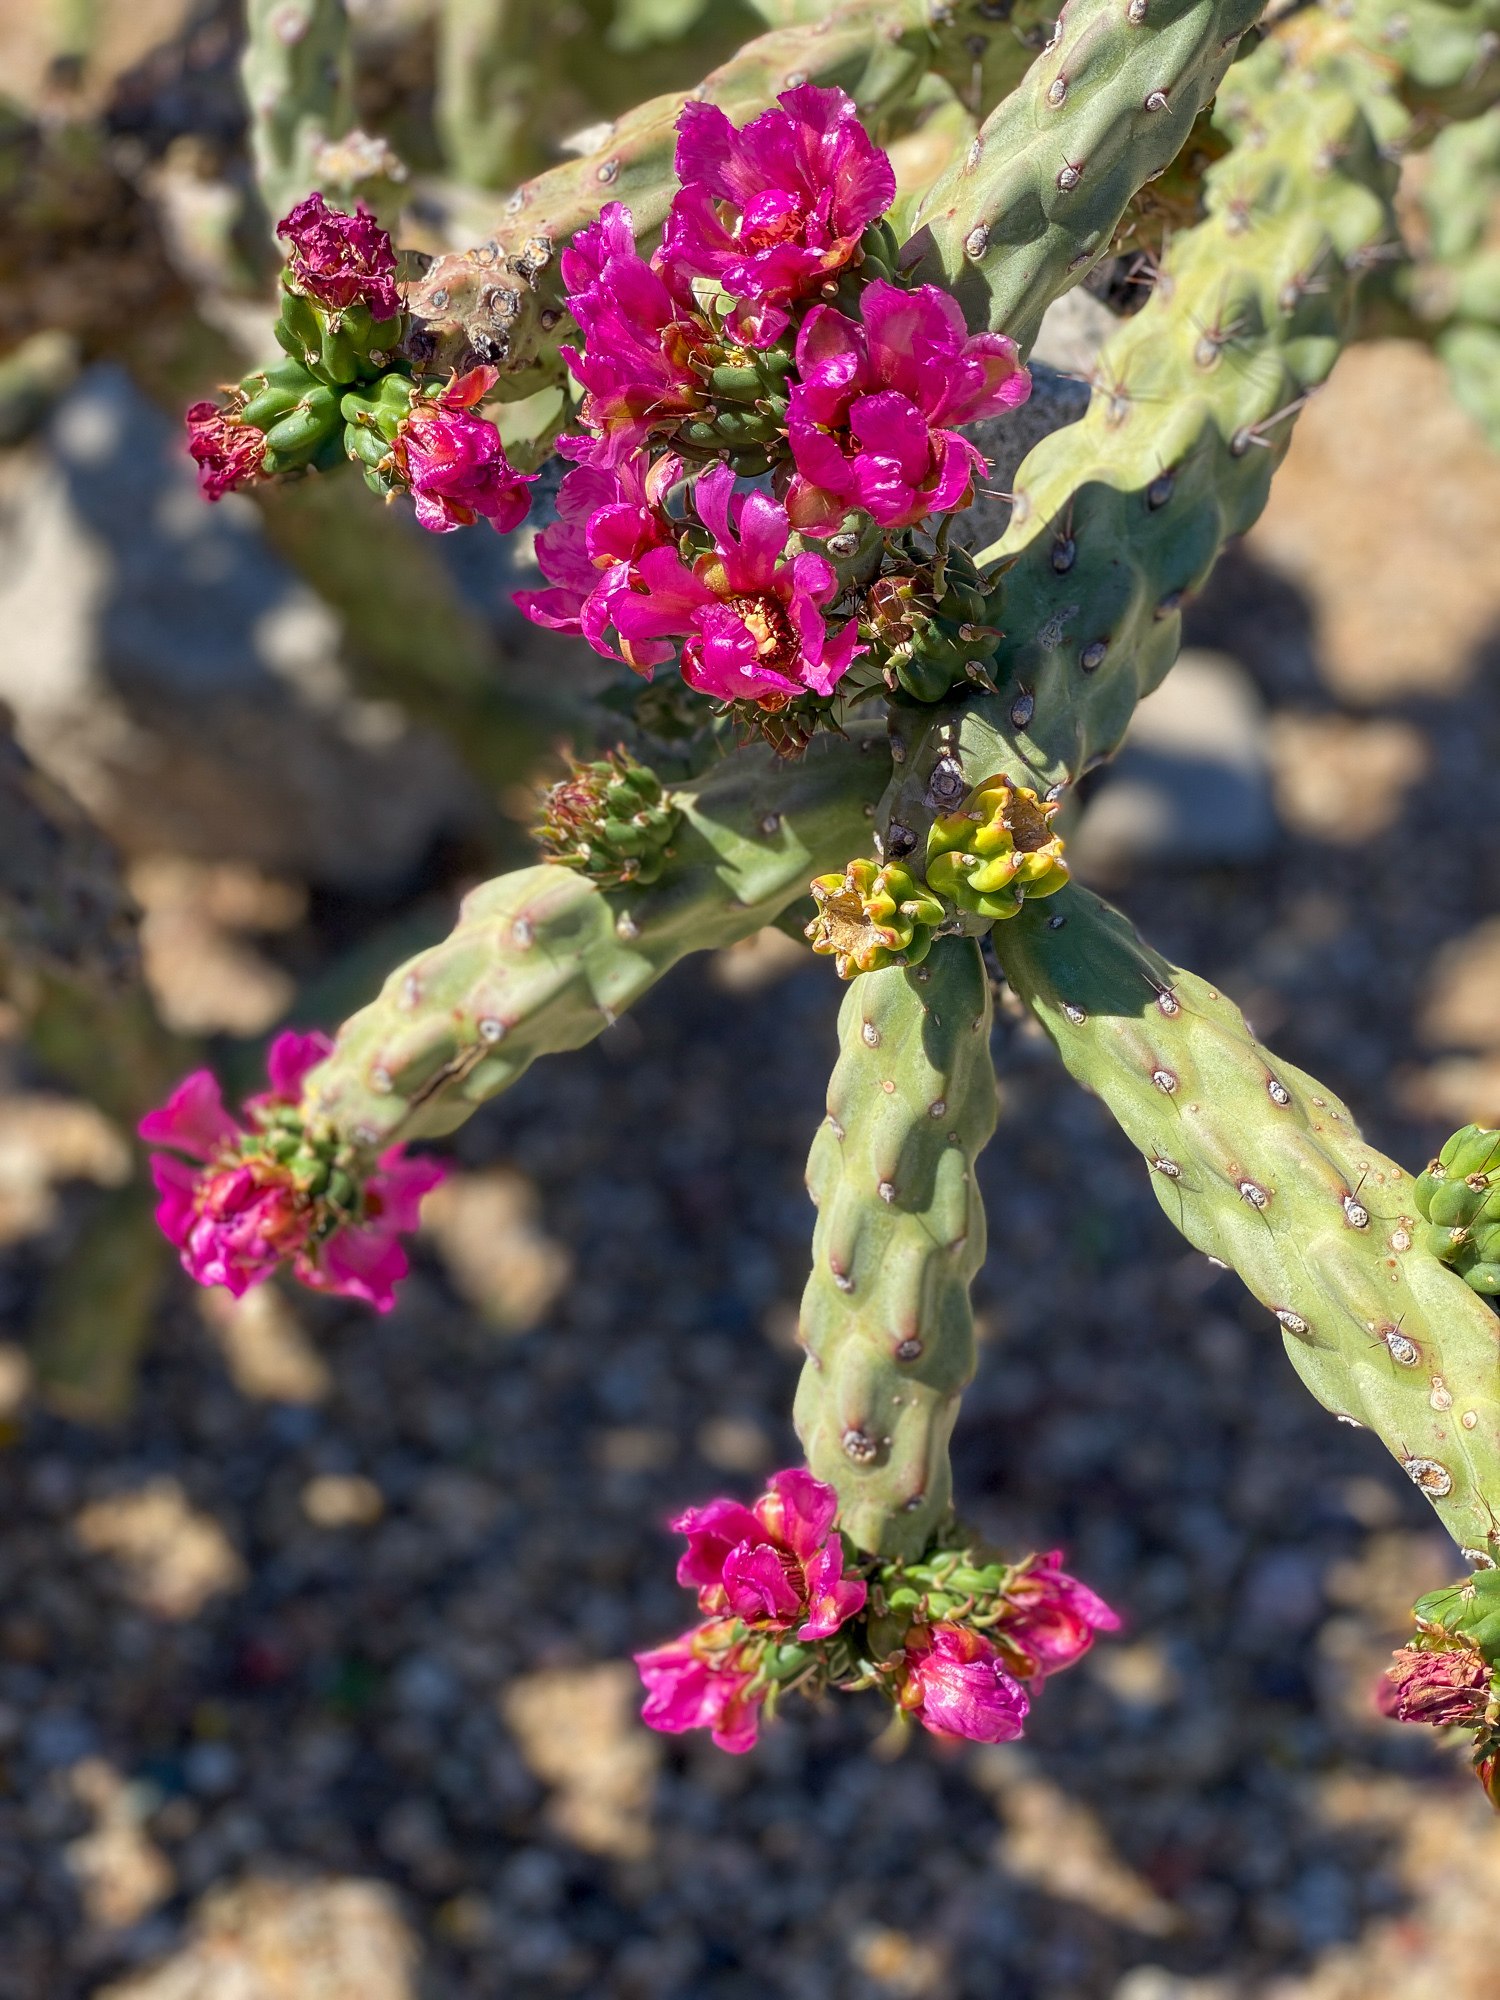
609;464;861;706
635;1622;764;1753
277;192;401;322
661;84;896;347
1002;1551;1122;1682
185;401;267;502
670;1465;865;1641
900;1623;1030;1744
391;367;534;535
1378;1645;1493;1728
139;1030;444;1311
785;280;1031;533
513;445;681;663
561;202;708;461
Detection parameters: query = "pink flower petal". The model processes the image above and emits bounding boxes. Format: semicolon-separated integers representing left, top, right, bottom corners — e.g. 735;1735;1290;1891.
138;1071;238;1160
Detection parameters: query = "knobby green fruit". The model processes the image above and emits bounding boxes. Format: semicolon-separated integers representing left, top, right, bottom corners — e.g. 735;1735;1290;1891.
535;749;680;887
300;724;889;1150
925;775;1069;920
992;884;1500;1568
805;856;945;978
794;936;996;1559
1416;1126;1500;1292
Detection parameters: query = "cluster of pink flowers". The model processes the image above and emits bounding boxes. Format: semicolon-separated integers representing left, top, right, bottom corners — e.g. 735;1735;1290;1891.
389;365;535;535
139;1031;444;1311
1000;1549;1124;1682
515;83;1030;721
278;192;402;323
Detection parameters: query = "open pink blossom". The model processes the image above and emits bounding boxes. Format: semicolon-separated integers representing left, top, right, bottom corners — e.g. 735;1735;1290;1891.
277;192;401;322
139;1030;444;1311
785;280;1031;533
562;202;708;461
671;1465;866;1641
391;367;534;534
185;401;267;501
661;83;896;347
635;1621;764;1753
1002;1551;1122;1682
1377;1645;1493;1728
900;1623;1031;1744
609;464;861;706
513;444;681;662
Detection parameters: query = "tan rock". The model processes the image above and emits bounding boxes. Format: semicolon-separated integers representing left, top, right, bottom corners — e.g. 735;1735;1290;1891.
197;1286;331;1406
421;1167;570;1333
64;1758;174;1931
74;1477;246;1619
1269;714;1430;844
501;1662;659;1860
1416;917;1500;1051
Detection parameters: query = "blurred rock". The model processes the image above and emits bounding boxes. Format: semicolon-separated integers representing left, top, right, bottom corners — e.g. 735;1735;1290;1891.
1269;715;1430;846
0;1091;131;1243
1416;917;1500;1051
301;1474;385;1530
100;1875;420;2000
0;369;483;889
64;1757;174;1931
1069;651;1276;878
197;1285;332;1406
501;1664;659;1861
421;1167;571;1333
129;856;303;1037
73;1477;246;1619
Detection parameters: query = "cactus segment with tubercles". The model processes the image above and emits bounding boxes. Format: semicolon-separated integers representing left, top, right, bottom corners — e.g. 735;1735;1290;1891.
793;935;996;1559
242;0;354;226
1416;1126;1500;1292
991;883;1500;1569
298;722;889;1153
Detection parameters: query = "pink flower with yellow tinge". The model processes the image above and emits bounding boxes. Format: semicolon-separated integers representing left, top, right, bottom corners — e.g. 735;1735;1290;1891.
900;1622;1031;1744
1001;1550;1122;1682
185;401;267;502
277;192;401;322
1377;1644;1493;1728
561;202;708;463
140;1031;444;1312
391;367;534;535
786;280;1031;534
672;1465;867;1641
609;463;861;707
635;1621;764;1754
661;83;896;347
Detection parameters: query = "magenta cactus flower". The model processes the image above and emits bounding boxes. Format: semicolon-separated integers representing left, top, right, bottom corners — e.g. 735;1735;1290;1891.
139;1031;444;1311
185;401;267;502
785;280;1031;533
899;1622;1031;1744
1000;1551;1123;1682
513;445;682;660
635;1621;764;1754
277;192;402;322
391;367;535;535
608;463;861;705
1377;1644;1494;1728
672;1466;867;1640
562;201;708;462
661;83;896;347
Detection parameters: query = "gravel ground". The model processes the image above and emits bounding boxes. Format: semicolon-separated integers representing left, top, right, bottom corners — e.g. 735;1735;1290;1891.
2;340;1500;2000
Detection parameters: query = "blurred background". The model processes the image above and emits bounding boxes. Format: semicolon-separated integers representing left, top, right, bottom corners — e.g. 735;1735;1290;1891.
4;3;1500;1995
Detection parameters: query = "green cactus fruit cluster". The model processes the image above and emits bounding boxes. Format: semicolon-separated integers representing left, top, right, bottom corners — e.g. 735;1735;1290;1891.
855;539;1006;703
991;884;1500;1568
676;326;797;476
300;722;890;1152
1415;1126;1500;1292
237;356;346;477
925;775;1069;921
805;857;945;979
273;277;406;390
793;935;996;1558
402;0;1056;394
535;749;681;887
339;371;421;492
242;0;354;228
903;0;1266;354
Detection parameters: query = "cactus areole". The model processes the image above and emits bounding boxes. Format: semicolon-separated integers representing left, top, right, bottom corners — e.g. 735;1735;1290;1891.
153;0;1500;1790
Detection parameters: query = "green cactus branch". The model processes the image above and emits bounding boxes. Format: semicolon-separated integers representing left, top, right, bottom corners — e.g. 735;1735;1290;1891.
299;722;890;1151
992;884;1500;1568
1415;105;1500;447
794;935;996;1560
902;0;1265;353
242;0;355;226
404;0;1056;392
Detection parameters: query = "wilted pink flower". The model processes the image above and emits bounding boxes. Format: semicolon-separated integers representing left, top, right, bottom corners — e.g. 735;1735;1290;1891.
277;192;401;322
513;444;681;661
391;367;534;535
561;202;709;460
661;83;896;346
671;1465;866;1641
140;1030;444;1311
635;1621;764;1754
609;464;861;706
1378;1644;1493;1728
185;400;267;501
1001;1550;1122;1682
900;1623;1031;1744
785;280;1031;533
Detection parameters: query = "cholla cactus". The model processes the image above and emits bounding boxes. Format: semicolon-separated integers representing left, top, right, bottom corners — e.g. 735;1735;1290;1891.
144;0;1500;1799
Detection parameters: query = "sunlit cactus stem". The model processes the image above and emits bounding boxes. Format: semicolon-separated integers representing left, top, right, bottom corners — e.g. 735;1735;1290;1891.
242;0;354;225
794;935;996;1560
